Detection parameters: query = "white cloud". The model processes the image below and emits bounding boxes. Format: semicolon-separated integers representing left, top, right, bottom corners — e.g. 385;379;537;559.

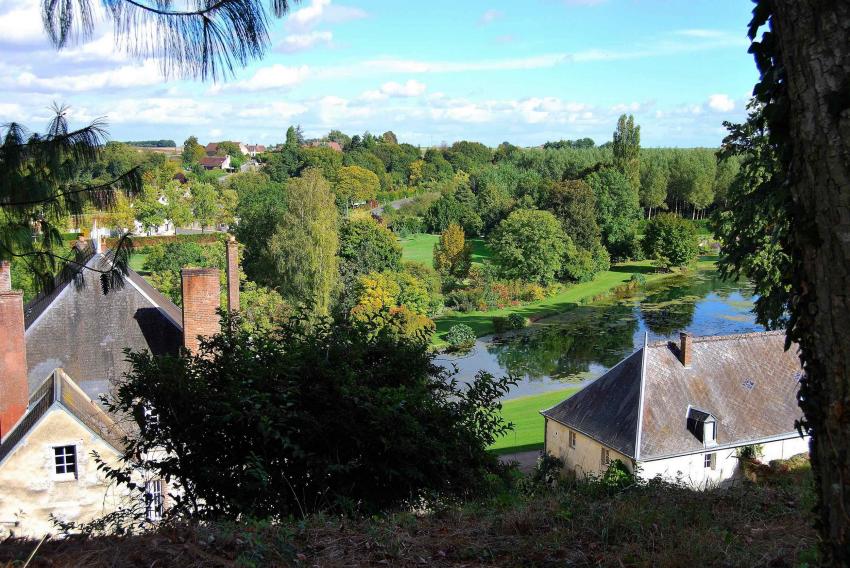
478;9;503;25
284;0;367;33
209;128;223;137
0;0;48;46
237;101;308;119
707;94;735;112
675;29;728;39
220;64;310;92
13;59;165;92
277;30;334;53
106;98;218;125
381;79;427;97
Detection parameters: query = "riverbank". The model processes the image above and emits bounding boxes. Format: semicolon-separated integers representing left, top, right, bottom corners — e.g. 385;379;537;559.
432;256;718;348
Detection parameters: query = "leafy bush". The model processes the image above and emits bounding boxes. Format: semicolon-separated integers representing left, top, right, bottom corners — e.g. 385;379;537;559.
104;312;515;520
642;213;699;269
446;323;476;350
488;209;567;285
507;313;528;329
629;273;647;286
105;232;225;249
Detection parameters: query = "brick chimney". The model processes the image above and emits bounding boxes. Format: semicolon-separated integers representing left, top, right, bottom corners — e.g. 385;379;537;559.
225;236;240;312
0;260;10;292
0;289;28;439
680;332;693;368
181;268;221;354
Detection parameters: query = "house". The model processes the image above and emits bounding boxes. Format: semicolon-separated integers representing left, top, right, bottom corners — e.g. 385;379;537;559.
305;140;343;152
0;237;240;537
245;144;266;157
542;331;809;488
200;155;231;171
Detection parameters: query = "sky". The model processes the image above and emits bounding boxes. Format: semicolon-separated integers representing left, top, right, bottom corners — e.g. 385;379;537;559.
0;0;759;148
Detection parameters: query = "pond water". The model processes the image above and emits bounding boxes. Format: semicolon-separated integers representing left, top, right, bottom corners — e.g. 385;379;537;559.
435;268;766;400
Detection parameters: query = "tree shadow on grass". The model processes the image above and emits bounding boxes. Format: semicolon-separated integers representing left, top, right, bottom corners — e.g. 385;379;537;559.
610;263;657;275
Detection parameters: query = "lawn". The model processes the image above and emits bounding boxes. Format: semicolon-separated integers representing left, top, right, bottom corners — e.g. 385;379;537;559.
489;387;580;454
432;256;718;347
399;233;491;267
128;251;149;273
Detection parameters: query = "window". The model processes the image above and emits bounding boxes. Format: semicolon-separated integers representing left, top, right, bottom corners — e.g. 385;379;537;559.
704;453;716;470
568;430;576;449
601;448;610;467
53;445;77;477
145;480;164;521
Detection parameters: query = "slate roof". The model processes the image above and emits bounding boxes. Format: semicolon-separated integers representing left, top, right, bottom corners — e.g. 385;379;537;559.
24;253;183;403
0;369;125;466
542;331;805;461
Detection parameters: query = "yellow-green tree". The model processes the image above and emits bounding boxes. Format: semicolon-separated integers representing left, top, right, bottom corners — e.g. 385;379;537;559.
433;223;472;280
269;169;339;315
349;271;434;342
334;165;380;215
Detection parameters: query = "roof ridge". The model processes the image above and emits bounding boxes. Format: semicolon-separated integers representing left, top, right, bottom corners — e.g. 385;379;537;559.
647;329;784;348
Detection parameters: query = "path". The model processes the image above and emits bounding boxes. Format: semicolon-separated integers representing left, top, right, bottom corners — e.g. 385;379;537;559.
498;450;540;473
370;197;416;216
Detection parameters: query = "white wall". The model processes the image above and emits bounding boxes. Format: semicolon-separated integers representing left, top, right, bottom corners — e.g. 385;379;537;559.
638;435;810;488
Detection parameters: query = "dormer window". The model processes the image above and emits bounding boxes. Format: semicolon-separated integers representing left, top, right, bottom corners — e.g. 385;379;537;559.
687;407;718;447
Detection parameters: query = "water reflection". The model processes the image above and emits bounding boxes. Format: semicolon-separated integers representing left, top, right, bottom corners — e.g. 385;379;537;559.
435;269;765;400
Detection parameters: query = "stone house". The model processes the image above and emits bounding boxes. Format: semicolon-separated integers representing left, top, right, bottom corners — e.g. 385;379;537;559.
542;331;810;488
0;237;240;537
199;155;231;171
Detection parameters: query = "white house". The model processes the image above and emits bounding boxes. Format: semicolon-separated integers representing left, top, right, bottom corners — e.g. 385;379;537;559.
542;331;809;488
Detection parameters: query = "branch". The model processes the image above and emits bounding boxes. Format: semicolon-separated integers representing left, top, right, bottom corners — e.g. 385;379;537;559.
1;168;142;207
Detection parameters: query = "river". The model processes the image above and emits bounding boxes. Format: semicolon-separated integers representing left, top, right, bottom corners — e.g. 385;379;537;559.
435;267;766;400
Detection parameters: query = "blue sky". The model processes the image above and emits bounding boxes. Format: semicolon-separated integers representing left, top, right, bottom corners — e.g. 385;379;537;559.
0;0;758;147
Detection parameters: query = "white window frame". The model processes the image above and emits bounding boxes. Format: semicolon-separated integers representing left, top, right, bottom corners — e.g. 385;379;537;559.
145;479;164;521
143;405;160;429
52;445;78;480
704;452;716;470
568;430;576;449
704;421;717;447
601;447;610;467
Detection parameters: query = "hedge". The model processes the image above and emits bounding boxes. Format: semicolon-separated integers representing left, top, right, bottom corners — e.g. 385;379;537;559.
105;233;227;249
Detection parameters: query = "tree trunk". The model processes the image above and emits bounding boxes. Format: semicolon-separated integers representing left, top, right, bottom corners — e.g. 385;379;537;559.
773;2;850;562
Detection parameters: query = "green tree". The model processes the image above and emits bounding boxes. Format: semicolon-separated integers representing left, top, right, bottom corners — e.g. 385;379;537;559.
182;136;205;166
586;168;641;260
163;181;193;229
334;165;380;214
190;182;219;231
433;223;472;280
338;218;402;276
269;169;339;315
639;153;669;217
544;179;602;252
231;173;287;286
285;125;303;148
135;188;167;233
489;209;568;285
298;146;342;181
327;129;351;149
612;114;641;195
642;213;699;269
712;103;790;329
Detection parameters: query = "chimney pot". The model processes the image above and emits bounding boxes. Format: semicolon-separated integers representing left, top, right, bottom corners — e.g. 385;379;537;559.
225;236;240;313
0;290;28;438
680;332;693;368
181;268;221;354
0;260;11;292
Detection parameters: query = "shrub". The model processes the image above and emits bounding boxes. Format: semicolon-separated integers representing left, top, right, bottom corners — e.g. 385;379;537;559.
507;313;528;329
642;213;699;269
105;312;515;519
446;323;476;350
629;273;647;286
488;209;568;285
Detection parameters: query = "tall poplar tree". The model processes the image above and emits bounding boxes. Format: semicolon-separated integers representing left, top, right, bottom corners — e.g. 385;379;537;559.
269;169;339;315
612;114;641;195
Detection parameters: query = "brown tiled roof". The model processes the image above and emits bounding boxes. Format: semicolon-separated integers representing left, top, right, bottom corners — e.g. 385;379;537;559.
200;156;227;168
542;331;805;461
0;370;125;466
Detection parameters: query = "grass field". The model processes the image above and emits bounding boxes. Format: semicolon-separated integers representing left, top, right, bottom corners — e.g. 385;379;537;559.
128;251;149;273
489;387;580;454
432;256;718;347
399;233;492;267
